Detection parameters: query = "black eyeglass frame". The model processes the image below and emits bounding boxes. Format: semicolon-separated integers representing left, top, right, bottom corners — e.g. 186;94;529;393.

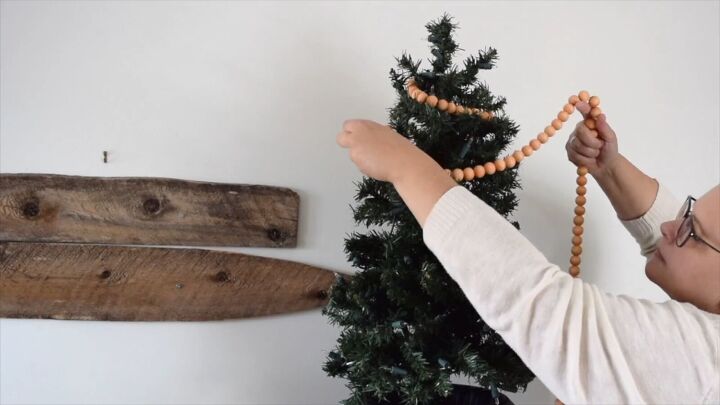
676;195;720;254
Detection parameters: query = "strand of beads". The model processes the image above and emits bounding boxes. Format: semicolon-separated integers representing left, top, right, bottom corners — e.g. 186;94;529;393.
405;78;602;278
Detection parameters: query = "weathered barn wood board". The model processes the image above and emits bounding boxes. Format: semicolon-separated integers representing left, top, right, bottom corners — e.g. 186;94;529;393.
0;241;343;321
0;173;298;247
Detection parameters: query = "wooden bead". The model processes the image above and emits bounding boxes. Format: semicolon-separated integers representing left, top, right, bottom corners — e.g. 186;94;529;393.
544;125;556;137
569;266;580;277
480;111;490;120
494;159;506;171
572;235;583;245
570;255;581;266
484;162;496;175
576;186;587;196
472;108;481;115
426;95;438;107
456;105;465;114
589;96;600;108
513;150;525;162
452;168;464;181
447;102;457;114
488;111;495;119
522;145;534;156
406;78;416;86
575;205;585;216
584;118;596;130
437;99;449;111
577;176;587;186
409;88;419;98
558;111;570;122
474;165;486;178
578;90;590;102
551;119;563;130
563;103;575;114
571;245;582;256
505;155;517;169
569;95;580;105
444;169;452;176
538;132;549;144
573;215;584;226
463;167;475;181
416;92;428;103
530;139;541;150
576;196;586;206
577;166;588;176
590;107;602;118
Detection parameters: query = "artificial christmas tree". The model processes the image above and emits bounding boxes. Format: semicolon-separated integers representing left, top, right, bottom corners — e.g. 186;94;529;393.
322;14;535;405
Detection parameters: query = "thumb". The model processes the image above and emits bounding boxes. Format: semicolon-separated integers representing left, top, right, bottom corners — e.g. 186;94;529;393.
595;114;617;143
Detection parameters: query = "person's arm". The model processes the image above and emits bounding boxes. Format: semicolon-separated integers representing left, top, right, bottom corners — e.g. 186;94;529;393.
593;153;659;220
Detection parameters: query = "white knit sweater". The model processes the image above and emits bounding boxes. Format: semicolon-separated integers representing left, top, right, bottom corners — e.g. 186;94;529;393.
422;181;720;404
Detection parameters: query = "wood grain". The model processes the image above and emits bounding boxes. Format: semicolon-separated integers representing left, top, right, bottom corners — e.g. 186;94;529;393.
0;173;299;247
0;241;342;321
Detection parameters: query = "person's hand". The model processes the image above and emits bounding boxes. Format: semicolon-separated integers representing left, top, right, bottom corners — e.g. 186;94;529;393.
565;101;620;177
336;119;422;183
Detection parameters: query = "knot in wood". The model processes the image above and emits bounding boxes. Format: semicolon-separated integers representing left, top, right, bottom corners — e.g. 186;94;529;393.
316;289;328;300
143;198;161;215
21;200;40;218
214;271;229;283
99;270;112;279
267;228;282;242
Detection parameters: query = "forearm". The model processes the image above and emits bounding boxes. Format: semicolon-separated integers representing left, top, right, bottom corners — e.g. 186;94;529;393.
594;154;659;220
391;149;458;228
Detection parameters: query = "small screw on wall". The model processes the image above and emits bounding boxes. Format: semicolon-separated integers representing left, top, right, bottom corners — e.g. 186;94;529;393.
103;151;108;163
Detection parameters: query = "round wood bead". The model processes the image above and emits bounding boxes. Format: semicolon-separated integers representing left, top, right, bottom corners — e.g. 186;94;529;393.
572;235;583;245
513;150;525;162
569;266;580;277
444;169;452;176
577;176;587;186
558;111;570;122
538;132;549;144
590;107;602;118
494;159;506;171
505;155;517;168
576;196;587;206
530;139;541;150
569;95;580;105
563;103;575;114
474;165;486;178
463;167;475;181
584;118;596;130
406;78;416;86
409;88;419;98
416;92;428;103
573;215;584;226
544;125;556;137
426;95;439;107
522;145;534;156
488;111;495;119
447;102;457;114
551;119;563;130
484;162;496;175
480;111;490;120
437;99;449;111
577;166;588;176
577;186;587;195
455;105;464;114
578;90;590;102
571;245;582;256
575;205;585;216
589;96;600;108
452;168;464;181
570;255;581;266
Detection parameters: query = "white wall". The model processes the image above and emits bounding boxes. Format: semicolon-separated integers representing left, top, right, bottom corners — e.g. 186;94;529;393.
1;1;718;404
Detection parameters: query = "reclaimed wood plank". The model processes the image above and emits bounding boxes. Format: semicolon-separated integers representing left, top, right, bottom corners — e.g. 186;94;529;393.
0;173;298;247
0;241;342;321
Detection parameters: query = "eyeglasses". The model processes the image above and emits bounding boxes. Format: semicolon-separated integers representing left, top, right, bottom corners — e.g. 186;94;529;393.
675;195;720;254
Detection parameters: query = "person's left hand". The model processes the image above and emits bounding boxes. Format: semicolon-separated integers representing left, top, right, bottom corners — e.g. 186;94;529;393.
336;119;421;183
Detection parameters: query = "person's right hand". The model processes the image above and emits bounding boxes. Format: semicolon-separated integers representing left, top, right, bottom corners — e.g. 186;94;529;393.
565;101;619;177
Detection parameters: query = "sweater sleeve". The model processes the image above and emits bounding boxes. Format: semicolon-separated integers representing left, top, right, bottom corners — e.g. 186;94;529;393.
619;180;683;259
422;185;720;405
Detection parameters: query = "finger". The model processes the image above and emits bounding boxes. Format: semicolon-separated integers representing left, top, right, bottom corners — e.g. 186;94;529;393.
572;138;601;158
595;114;617;143
570;154;597;170
576;127;603;149
336;130;352;148
575;101;591;120
342;119;359;133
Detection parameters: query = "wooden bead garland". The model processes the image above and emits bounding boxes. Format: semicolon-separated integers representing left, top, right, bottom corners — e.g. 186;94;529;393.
406;78;602;278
